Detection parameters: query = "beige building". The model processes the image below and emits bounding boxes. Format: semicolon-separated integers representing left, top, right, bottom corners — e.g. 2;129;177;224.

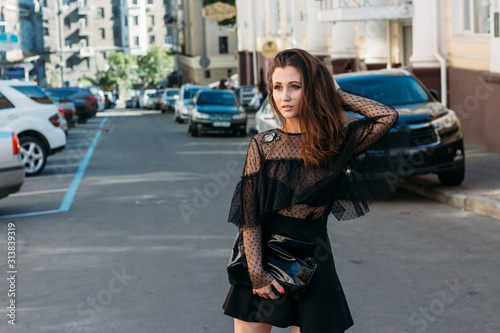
236;0;500;152
176;0;238;85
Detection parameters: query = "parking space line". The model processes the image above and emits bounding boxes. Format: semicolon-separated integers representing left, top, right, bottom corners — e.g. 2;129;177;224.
0;209;60;219
0;117;109;219
59;116;108;212
10;189;68;197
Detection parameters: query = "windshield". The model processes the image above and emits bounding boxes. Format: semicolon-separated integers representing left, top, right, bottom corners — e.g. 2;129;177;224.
196;92;237;106
336;75;430;107
184;88;203;99
166;90;179;97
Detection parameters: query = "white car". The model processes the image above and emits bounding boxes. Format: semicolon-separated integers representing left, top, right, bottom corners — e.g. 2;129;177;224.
139;89;157;108
174;84;209;123
0;128;24;199
254;97;280;133
0;80;66;176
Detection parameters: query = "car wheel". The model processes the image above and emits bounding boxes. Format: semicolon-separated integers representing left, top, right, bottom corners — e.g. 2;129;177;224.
238;130;247;137
437;166;465;186
20;136;47;177
191;126;199;137
161;109;166;114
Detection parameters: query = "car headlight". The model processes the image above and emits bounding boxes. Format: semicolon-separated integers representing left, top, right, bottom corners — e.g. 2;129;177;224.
192;109;210;120
431;110;458;133
232;113;246;120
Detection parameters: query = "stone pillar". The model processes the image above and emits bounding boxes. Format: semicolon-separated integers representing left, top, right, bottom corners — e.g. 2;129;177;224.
409;0;440;67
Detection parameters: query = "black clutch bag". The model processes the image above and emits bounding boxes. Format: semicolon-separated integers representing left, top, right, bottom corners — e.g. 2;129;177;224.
227;232;318;299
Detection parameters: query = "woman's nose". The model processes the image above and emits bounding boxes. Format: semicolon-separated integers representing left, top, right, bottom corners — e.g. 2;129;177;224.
283;89;291;101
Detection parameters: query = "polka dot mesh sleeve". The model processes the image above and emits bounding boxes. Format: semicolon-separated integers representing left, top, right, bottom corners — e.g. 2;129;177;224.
337;88;399;155
238;138;274;289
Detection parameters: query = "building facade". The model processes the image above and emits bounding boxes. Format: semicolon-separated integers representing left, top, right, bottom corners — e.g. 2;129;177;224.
175;0;238;85
0;0;45;82
236;0;500;152
42;0;172;87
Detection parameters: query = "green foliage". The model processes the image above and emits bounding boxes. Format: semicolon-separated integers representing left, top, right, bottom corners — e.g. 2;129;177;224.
136;45;174;88
97;51;136;90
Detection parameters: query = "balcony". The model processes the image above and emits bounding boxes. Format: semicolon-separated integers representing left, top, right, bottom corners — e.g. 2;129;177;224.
79;27;92;36
318;0;413;22
80;47;95;57
78;5;92;15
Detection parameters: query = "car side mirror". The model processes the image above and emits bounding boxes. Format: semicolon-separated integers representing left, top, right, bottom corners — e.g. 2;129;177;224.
174;95;180;100
429;89;440;101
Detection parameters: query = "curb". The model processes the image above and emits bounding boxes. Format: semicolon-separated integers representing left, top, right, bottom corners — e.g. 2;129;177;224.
399;177;500;221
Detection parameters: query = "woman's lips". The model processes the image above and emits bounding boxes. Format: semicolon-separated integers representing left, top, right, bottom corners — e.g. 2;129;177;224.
281;105;293;111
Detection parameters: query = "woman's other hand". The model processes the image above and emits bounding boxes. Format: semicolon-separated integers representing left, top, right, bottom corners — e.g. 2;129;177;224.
252;279;285;299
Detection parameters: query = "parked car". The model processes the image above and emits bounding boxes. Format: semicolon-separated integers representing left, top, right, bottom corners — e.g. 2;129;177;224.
0;81;66;176
45;90;77;128
45;87;98;124
235;85;256;109
160;88;180;113
187;90;247;137
139;89;156;108
174;84;210;123
255;97;281;133
126;97;139;108
0;129;24;199
103;91;115;109
143;93;156;109
152;89;164;110
88;86;105;112
255;69;465;186
335;69;465;185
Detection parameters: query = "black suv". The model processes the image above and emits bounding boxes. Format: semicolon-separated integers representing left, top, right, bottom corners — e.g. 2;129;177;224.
335;69;465;186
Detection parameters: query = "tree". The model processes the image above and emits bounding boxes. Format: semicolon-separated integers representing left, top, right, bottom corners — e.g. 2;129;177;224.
98;51;136;92
136;45;174;88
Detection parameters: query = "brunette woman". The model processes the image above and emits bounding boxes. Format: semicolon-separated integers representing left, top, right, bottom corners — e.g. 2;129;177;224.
223;48;399;332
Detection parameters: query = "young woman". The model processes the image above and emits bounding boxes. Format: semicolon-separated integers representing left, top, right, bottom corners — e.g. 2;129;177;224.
223;48;399;332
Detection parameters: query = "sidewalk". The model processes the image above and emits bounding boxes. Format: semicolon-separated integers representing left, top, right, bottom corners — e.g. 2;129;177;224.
400;144;500;221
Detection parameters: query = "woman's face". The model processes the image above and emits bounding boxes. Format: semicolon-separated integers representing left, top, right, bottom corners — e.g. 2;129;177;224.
271;66;303;119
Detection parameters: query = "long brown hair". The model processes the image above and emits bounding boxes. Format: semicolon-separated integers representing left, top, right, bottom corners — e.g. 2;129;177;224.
267;48;347;168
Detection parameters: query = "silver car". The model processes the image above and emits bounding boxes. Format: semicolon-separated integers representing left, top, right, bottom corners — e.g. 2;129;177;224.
0;129;24;199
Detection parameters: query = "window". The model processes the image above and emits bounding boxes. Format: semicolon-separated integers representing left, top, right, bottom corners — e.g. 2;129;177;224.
103;52;107;59
85;59;90;69
112;6;119;18
495;12;499;38
147;0;153;4
64;17;71;28
113;27;120;40
43;27;49;36
204;70;211;79
132;0;137;4
99;28;105;39
134;36;140;46
134;16;139;25
0;92;14;110
149;35;155;44
270;0;280;36
80;39;87;48
97;7;104;19
150;15;155;26
67;59;73;68
65;39;72;48
79;18;87;28
124;16;128;26
219;36;228;54
12;86;54;104
165;35;172;44
463;0;490;34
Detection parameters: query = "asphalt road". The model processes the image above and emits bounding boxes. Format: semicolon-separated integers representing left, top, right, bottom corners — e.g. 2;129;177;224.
1;108;499;333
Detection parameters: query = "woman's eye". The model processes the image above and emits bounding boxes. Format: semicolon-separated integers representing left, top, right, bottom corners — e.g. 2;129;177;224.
292;85;302;90
273;85;282;91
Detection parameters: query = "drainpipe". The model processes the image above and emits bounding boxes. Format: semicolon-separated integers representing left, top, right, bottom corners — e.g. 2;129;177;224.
432;0;447;106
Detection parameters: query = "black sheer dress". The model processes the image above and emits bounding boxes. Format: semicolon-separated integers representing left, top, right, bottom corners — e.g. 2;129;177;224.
223;88;399;332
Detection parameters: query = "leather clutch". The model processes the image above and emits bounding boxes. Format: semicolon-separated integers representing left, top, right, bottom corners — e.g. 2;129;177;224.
227;232;318;299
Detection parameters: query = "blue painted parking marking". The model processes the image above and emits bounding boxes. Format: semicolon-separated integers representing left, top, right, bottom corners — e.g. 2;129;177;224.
59;116;108;212
0;116;108;219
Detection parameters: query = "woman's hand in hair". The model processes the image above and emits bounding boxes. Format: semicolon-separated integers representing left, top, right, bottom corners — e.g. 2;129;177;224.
253;279;285;300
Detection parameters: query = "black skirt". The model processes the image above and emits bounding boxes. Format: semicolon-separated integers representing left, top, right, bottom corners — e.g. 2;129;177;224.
222;214;354;332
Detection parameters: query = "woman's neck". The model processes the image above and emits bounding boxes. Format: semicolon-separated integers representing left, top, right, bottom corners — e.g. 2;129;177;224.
282;119;301;134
